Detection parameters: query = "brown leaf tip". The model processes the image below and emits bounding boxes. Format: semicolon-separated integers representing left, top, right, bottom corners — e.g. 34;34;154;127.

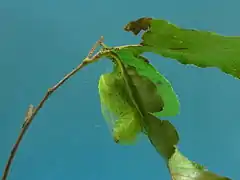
124;17;152;35
114;136;120;143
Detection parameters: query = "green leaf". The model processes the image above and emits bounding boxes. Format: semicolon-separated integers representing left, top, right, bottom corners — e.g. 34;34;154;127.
168;148;231;180
98;65;142;145
145;114;179;160
127;65;164;113
124;17;240;79
99;51;179;149
114;48;180;117
98;51;164;144
105;52;180;160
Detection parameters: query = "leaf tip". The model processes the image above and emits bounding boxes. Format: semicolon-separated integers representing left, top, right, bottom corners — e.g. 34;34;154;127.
124;17;152;35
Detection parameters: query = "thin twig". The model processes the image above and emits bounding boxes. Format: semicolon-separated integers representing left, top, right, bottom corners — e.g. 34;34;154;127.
2;37;108;180
87;36;104;58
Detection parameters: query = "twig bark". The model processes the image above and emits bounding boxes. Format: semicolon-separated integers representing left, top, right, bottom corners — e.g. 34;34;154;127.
2;37;108;180
88;36;104;58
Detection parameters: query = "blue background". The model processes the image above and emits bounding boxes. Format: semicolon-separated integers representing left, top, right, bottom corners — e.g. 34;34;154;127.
1;0;240;179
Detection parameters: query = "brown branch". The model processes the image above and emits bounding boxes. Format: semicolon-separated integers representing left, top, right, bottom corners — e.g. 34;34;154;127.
2;37;109;180
87;36;104;58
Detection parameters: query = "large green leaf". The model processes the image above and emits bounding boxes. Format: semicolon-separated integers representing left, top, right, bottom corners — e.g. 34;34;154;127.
107;52;180;159
114;48;180;117
98;51;163;144
124;17;240;79
168;148;231;180
99;51;179;147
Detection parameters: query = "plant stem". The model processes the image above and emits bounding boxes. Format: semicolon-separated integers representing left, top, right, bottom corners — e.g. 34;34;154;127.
2;37;109;180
